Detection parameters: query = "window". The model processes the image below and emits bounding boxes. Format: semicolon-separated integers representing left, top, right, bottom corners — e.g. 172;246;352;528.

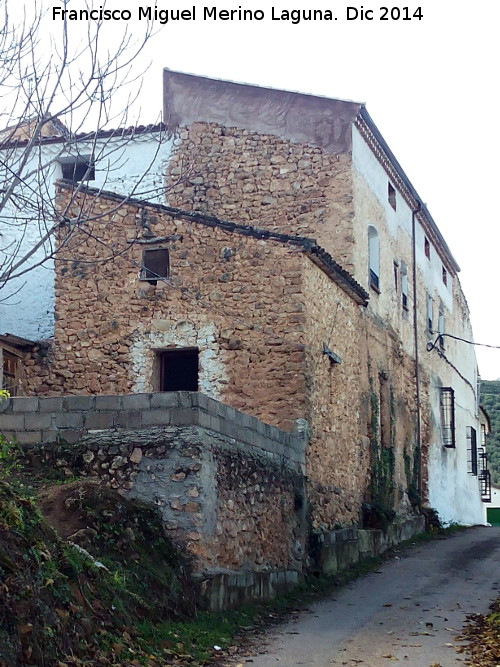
467;426;478;475
401;262;408;311
442;266;447;286
393;261;398;291
368;226;380;292
440;387;455;448
2;350;17;396
427;294;433;334
424;237;430;259
159;348;199;392
388;182;397;211
59;155;95;182
140;248;169;285
438;306;445;349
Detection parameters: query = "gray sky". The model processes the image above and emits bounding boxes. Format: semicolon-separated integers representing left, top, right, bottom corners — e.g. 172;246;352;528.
49;0;500;377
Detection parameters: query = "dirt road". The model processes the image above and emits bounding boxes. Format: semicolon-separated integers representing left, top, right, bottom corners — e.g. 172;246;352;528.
239;527;500;667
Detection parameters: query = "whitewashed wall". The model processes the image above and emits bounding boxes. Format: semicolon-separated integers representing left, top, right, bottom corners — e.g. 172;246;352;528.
352;125;484;525
0;132;173;341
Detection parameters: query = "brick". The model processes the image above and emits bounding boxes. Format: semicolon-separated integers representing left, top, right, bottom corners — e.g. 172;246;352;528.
0;414;25;430
151;393;181;409
24;413;52;430
39;397;64;412
12;397;39;412
85;412;115;429
121;394;151;410
16;431;43;445
64;395;95;411
54;413;85;429
94;395;121;411
115;410;142;428
141;409;172;426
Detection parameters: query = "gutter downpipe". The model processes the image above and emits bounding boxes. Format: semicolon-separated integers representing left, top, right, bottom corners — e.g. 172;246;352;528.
412;201;423;508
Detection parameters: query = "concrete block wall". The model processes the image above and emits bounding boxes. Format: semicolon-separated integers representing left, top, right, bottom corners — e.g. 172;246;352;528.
0;391;306;470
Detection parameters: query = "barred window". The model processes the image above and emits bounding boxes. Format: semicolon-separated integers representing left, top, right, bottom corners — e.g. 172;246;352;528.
440;387;455;448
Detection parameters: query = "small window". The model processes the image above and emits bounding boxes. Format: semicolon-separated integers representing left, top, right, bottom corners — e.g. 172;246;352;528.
438;307;445;349
368;225;380;292
159;348;199;392
424;237;430;259
427;294;433;334
442;266;447;286
59;155;95;182
467;427;478;475
393;261;398;291
440;387;455;448
2;350;18;396
401;262;408;311
388;182;396;211
140;248;169;285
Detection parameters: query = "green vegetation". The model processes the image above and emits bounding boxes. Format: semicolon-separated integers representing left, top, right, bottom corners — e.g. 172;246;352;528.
480;380;500;486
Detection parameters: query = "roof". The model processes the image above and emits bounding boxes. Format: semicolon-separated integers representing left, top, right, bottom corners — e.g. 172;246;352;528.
0;123;167;150
56;182;369;307
0;333;37;349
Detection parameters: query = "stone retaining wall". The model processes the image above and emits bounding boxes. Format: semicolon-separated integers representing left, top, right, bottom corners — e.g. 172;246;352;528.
0;391;306;470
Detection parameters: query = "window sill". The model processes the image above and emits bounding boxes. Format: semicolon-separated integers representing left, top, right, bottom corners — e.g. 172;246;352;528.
369;283;380;295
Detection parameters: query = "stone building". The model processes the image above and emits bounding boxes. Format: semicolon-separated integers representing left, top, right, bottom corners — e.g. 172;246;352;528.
0;70;487;539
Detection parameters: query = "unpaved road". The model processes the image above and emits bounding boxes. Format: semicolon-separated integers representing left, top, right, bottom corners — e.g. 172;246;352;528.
238;527;500;667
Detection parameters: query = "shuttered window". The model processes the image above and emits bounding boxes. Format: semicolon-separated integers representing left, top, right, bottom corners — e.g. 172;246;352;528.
140;248;169;285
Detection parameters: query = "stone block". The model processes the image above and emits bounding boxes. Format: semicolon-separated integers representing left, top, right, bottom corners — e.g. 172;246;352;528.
16;431;43;445
141;409;172;426
25;413;52;430
64;395;95;411
151;392;181;409
85;412;115;429
121;394;152;410
0;414;25;430
115;410;142;428
54;413;85;429
95;395;122;411
12;397;39;413
39;397;64;412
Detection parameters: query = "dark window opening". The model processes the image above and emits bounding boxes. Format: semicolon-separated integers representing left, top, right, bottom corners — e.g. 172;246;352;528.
442;266;448;286
369;268;380;292
424;237;430;259
393;261;398;291
2;351;18;396
159;348;199;392
467;426;478;476
388;182;397;211
140;248;169;285
440;387;455;448
59;156;95;182
401;262;408;312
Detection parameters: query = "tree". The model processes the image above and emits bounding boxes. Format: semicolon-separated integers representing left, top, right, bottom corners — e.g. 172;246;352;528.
0;1;185;338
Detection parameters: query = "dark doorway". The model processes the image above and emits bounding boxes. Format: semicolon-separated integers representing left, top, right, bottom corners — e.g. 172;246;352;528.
159;348;199;391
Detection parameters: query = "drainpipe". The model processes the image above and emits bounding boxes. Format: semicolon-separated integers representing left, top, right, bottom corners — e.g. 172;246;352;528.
411;202;423;508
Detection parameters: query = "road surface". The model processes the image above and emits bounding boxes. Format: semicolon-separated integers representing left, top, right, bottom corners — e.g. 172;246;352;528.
238;527;500;667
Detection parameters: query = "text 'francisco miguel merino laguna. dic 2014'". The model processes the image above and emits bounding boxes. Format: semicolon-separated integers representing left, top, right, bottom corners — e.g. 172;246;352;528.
52;6;424;24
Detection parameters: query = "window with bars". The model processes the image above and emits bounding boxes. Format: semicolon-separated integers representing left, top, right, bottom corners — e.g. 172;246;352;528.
140;248;169;285
440;387;455;448
368;226;380;292
467;426;478;475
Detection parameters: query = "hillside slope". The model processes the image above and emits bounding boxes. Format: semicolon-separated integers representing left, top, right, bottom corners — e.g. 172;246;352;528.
480;380;500;486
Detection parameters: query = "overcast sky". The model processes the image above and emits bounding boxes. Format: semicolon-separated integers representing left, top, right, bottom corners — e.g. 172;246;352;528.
46;0;500;378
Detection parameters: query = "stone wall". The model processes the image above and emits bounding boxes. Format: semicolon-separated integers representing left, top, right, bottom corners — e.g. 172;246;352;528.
301;259;371;529
24;187;311;432
0;392;307;576
166;122;357;272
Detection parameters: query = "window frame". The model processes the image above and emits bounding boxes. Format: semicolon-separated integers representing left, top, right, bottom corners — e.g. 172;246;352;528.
140;247;170;285
440;387;456;448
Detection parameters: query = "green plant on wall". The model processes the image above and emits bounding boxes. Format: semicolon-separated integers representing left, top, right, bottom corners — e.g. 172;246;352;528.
363;381;396;530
